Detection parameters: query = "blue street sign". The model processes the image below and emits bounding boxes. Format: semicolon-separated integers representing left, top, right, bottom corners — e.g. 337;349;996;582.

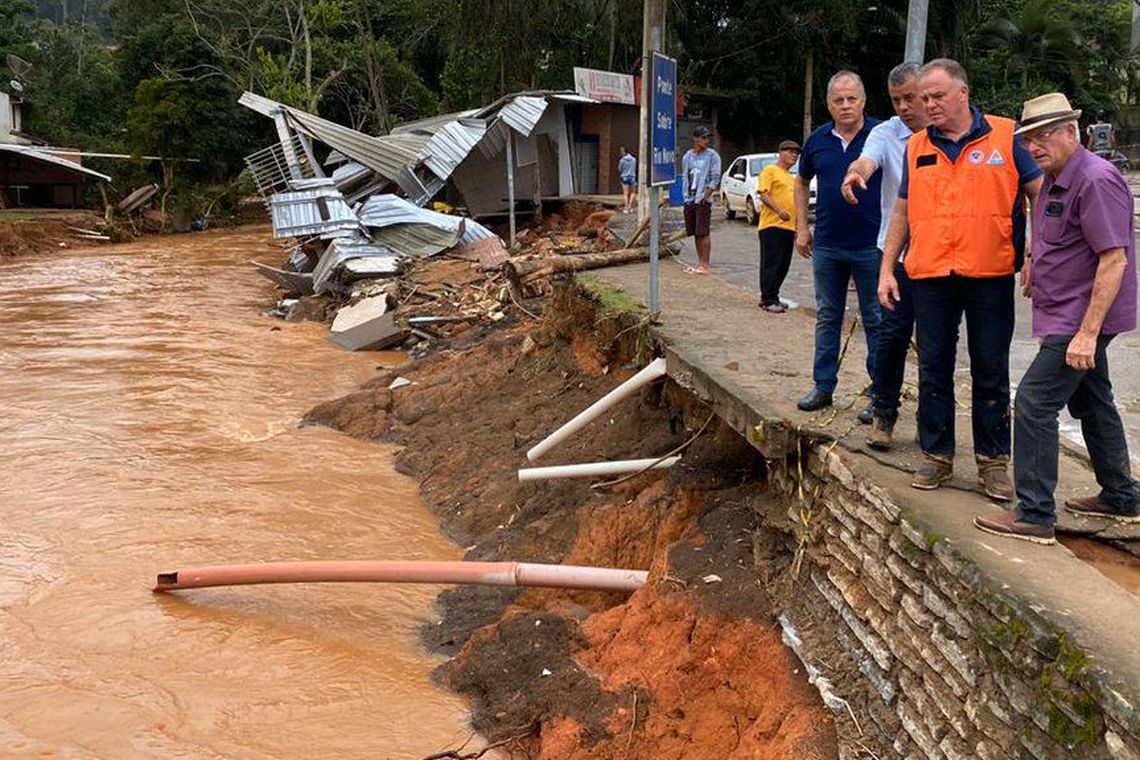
649;52;677;187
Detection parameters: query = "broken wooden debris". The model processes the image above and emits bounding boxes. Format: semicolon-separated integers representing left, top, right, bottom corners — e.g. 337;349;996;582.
117;183;159;213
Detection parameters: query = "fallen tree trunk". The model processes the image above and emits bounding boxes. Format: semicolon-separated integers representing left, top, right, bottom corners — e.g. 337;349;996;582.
627;194;669;247
505;246;651;284
504;230;686;285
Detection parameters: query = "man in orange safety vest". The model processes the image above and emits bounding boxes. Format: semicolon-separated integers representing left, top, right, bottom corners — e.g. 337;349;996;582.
878;58;1042;499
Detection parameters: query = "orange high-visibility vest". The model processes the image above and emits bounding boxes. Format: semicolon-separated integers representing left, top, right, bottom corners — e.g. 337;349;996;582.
904;115;1020;279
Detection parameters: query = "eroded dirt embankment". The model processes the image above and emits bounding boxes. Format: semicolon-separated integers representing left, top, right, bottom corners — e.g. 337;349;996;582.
304;285;839;759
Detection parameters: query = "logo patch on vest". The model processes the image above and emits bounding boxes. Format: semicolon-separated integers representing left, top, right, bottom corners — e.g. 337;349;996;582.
987;149;1006;166
968;149;985;165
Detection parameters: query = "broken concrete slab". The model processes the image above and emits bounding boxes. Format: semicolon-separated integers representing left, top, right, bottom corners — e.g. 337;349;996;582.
331;295;389;333
328;297;403;351
343;256;400;279
250;261;315;296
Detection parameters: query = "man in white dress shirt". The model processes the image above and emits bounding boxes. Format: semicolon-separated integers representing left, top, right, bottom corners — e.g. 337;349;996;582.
840;62;930;450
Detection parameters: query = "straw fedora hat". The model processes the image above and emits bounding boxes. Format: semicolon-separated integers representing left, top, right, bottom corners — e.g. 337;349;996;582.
1014;93;1082;135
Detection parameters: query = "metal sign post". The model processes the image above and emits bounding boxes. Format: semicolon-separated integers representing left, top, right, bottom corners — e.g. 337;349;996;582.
647;52;677;316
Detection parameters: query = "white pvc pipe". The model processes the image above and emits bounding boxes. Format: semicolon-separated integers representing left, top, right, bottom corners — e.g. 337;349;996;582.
518;456;680;482
153;560;646;593
526;357;667;461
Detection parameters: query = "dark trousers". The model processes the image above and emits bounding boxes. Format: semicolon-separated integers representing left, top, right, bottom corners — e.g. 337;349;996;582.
911;274;1014;459
811;245;882;393
1013;335;1138;527
758;227;794;306
871;262;915;422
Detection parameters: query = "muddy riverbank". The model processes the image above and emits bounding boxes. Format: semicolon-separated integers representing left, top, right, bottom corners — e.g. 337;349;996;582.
306;284;842;759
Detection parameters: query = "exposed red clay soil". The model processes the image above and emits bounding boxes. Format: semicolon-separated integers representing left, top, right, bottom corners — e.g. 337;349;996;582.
0;210;132;257
304;279;838;759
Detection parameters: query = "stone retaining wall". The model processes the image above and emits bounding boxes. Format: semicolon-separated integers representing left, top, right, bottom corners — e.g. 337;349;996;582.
767;444;1140;760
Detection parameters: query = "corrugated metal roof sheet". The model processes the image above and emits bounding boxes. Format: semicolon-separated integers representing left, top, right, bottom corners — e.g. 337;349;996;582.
331;161;372;187
547;93;600;104
285;108;429;181
371;223;461;259
420;119;488;179
268;185;360;239
0;145;111;182
357;194;463;234
312;234;397;293
357;194;464;257
497;96;548;137
288;177;336;190
391;109;480;136
458;218;500;247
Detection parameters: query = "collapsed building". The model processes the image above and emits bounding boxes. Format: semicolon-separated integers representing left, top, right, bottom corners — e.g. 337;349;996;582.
239;89;622;350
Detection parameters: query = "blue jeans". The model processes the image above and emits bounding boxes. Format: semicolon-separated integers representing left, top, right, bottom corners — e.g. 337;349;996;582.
811;245;882;394
1013;335;1137;527
871;262;915;422
911;274;1014;459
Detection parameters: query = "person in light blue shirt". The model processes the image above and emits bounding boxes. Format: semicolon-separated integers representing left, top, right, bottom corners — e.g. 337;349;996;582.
618;147;637;213
681;125;722;273
840;62;929;450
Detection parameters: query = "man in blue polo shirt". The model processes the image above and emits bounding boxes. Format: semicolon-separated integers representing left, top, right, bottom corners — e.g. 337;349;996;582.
795;70;883;415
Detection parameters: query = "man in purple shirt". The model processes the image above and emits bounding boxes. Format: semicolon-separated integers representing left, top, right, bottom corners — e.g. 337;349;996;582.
976;93;1139;544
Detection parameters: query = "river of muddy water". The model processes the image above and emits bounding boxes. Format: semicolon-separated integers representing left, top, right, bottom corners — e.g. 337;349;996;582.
0;227;483;758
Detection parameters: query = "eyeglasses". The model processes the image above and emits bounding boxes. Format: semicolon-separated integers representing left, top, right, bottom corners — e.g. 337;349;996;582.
1022;124;1065;146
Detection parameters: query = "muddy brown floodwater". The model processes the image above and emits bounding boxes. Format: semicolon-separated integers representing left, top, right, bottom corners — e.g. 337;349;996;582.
0;227;486;758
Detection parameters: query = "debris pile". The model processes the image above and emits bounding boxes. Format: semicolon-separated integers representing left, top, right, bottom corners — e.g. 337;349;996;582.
255;197;676;354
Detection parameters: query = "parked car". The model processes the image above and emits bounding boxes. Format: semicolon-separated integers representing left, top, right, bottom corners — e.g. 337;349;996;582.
720;153;816;225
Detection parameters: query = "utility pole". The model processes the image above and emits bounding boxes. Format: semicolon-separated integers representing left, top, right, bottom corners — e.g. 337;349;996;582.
904;0;929;64
639;0;666;314
802;51;813;142
637;0;665;222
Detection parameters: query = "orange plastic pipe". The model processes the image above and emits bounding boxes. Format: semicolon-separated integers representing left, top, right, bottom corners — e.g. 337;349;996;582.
153;560;647;593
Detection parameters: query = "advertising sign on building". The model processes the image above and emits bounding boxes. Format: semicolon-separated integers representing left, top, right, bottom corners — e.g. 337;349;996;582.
572;67;636;105
649;52;677;187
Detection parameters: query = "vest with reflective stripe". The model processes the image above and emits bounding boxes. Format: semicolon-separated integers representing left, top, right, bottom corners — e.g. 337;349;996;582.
904;115;1020;280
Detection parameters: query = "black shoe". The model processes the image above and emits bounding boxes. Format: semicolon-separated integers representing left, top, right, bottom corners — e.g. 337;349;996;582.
857;403;874;424
797;388;833;412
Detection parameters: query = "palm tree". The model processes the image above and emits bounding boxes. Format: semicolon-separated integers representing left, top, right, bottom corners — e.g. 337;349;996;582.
976;0;1083;89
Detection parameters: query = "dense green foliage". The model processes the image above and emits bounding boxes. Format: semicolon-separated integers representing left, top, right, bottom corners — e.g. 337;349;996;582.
0;0;1133;208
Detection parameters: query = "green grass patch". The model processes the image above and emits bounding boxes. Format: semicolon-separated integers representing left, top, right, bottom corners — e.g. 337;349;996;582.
574;274;647;316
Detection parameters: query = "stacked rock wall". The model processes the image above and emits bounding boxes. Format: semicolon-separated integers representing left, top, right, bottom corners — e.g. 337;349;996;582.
766;446;1140;760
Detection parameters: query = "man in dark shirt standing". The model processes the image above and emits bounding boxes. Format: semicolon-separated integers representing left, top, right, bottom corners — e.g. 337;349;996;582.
795;70;883;418
976;93;1138;544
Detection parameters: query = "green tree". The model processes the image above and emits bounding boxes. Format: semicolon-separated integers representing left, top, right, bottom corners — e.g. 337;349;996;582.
976;0;1082;90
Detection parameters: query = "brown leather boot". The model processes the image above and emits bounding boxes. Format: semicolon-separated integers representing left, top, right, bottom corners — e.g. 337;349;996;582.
865;414;895;451
912;453;953;490
976;455;1013;502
